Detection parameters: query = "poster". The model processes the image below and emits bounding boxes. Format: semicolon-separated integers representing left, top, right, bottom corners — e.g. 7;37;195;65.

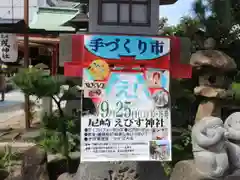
81;35;171;162
0;33;18;63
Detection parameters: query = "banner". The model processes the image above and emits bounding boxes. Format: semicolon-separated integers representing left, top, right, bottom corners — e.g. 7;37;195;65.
0;33;18;63
81;35;171;162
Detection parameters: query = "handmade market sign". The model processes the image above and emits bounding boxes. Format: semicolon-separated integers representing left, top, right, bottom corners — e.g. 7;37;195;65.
81;35;171;162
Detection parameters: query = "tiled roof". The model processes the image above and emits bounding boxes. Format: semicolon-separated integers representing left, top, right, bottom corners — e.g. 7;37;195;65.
61;0;178;5
160;0;178;5
30;7;79;32
53;0;80;8
0;19;22;24
69;13;88;22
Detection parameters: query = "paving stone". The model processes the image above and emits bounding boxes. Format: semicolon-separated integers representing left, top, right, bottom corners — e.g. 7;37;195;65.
21;130;41;140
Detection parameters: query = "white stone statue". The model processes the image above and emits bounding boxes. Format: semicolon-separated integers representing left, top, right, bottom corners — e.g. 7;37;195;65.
192;116;229;178
224;112;240;171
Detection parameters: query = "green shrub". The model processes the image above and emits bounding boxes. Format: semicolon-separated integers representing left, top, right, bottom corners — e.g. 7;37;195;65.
35;114;80;154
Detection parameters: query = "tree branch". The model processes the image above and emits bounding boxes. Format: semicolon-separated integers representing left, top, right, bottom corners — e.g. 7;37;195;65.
52;95;64;117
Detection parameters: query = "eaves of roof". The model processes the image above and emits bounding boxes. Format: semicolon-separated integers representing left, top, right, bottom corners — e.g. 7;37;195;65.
30;7;79;32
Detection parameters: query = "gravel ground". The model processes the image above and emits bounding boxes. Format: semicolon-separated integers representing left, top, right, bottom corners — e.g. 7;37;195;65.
0;90;66;130
0;109;42;130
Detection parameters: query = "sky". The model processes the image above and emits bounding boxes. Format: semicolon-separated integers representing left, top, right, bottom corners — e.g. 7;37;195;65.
160;0;195;25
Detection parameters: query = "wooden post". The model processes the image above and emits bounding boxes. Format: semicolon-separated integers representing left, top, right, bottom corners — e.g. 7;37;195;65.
51;45;57;75
24;0;30;129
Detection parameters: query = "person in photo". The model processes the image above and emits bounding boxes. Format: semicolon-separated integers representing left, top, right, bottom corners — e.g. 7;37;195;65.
152;72;161;86
152;90;169;108
149;140;170;160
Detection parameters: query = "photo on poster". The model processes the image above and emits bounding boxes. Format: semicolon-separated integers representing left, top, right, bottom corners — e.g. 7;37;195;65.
149;140;171;161
145;70;169;90
152;89;169;108
83;80;106;98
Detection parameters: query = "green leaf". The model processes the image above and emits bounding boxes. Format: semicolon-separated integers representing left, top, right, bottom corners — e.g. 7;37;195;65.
12;67;61;97
173;144;184;151
232;82;240;100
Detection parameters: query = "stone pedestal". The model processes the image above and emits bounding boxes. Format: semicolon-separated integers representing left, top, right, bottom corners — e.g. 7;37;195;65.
224;170;240;180
170;160;224;180
41;97;52;116
21;145;49;180
58;161;168;180
57;173;74;180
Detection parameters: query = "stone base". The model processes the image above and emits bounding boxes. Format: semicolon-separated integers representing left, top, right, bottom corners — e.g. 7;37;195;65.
0;169;9;179
21;145;49;180
58;161;168;180
170;160;223;180
224;170;240;180
57;173;74;180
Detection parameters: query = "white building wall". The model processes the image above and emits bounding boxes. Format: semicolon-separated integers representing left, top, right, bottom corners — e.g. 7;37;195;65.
89;0;159;35
0;0;48;23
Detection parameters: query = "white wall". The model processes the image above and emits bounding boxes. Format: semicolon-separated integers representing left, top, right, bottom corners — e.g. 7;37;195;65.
88;0;159;35
0;0;46;23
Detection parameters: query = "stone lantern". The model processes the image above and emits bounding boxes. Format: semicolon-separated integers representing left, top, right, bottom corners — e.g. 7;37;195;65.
190;38;237;122
170;38;238;180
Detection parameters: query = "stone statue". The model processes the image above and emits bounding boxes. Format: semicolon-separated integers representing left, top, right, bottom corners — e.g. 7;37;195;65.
171;37;239;179
190;38;237;123
224;112;240;171
191;116;229;178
